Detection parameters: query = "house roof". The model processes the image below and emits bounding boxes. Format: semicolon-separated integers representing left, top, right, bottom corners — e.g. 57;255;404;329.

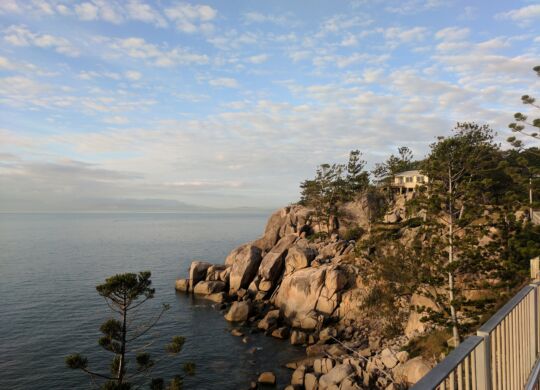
394;170;423;176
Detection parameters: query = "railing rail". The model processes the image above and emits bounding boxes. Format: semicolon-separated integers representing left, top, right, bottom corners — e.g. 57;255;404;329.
411;259;540;390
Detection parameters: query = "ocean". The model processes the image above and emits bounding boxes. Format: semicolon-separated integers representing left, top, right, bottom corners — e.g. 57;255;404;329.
0;212;304;389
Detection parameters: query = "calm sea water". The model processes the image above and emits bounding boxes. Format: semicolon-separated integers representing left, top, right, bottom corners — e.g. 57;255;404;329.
0;212;304;390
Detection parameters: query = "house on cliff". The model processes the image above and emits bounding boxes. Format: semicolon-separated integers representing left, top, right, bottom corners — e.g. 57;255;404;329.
391;170;428;194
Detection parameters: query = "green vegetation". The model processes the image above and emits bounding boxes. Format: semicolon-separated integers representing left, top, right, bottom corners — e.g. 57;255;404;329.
507;65;540;150
297;67;540;356
300;149;370;232
66;272;188;390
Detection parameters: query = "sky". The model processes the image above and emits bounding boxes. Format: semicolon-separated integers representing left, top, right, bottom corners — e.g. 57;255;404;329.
0;0;539;211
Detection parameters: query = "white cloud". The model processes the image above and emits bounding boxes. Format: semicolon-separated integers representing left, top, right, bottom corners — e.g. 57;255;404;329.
75;1;123;23
107;37;209;67
125;0;167;27
318;14;373;36
124;70;142;81
435;26;470;41
496;5;540;26
3;25;80;57
247;54;269;64
243;12;292;26
386;0;449;15
209;77;239;88
0;0;21;14
165;3;217;33
103;115;129;125
0;56;15;70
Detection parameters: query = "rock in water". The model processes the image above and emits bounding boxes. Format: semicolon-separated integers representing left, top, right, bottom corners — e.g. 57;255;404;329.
257;371;276;385
226;244;262;294
174;279;189;292
224;301;250;322
193;280;225;295
189;261;212;289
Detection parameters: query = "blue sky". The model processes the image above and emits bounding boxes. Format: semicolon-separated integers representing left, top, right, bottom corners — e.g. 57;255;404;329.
0;0;539;211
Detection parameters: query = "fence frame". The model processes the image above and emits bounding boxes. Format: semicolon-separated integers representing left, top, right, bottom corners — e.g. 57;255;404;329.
411;262;540;390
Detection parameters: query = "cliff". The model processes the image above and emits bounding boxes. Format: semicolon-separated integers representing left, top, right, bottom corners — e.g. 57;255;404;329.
175;198;444;389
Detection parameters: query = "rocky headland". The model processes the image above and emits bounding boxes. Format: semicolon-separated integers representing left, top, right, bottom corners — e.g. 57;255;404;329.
175;196;440;389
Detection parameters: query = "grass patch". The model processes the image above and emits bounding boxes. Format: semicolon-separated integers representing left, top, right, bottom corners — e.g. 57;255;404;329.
403;329;452;360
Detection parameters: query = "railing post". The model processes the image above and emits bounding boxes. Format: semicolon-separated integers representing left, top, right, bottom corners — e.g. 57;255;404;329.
476;331;492;390
530;282;539;360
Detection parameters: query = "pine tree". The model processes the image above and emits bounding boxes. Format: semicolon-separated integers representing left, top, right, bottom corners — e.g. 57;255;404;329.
418;122;500;345
66;272;187;390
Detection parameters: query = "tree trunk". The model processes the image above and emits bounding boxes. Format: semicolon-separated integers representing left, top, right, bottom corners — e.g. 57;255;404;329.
118;295;127;383
448;167;460;345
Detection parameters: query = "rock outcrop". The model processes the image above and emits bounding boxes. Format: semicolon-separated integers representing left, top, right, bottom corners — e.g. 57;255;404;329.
227;244;262;294
174;203;438;388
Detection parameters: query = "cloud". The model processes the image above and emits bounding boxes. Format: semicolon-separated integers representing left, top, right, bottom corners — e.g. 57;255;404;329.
247;54;269;64
165;3;217;33
103;115;129;125
3;25;80;57
208;77;239;88
124;70;142;80
125;0;167;27
243;12;293;26
107;37;209;67
385;0;450;15
435;26;470;41
318;14;373;36
75;1;123;23
496;4;540;26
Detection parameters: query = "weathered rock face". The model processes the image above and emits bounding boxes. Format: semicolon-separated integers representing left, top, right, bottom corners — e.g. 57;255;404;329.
189;261;212;289
258;234;297;282
193;280;225;295
274;264;349;329
284;245;317;275
205;264;227;281
253;207;291;252
274;267;326;329
405;290;441;337
224;301;251;322
226;244;262;294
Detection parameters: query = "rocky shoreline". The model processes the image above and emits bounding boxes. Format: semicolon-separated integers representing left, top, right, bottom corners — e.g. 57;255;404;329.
175;204;431;389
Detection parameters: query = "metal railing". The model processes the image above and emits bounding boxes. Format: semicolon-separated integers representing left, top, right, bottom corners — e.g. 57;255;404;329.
412;259;540;390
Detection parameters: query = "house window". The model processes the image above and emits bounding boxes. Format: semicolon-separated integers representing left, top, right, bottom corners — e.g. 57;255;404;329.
396;177;403;184
405;176;413;183
417;176;424;183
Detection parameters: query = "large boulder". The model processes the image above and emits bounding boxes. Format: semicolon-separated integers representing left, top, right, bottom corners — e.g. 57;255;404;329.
253;207;291;252
258;234;297;282
318;363;353;389
193;281;225;295
258;309;281;331
175;279;189;292
405;290;441;337
205;264;227;281
189;261;212;289
274;267;327;329
226;244;262;294
284;245;317;275
393;357;431;384
224;301;251;322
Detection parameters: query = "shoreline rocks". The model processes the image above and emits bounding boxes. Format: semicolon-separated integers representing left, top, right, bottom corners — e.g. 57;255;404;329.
174;204;433;388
